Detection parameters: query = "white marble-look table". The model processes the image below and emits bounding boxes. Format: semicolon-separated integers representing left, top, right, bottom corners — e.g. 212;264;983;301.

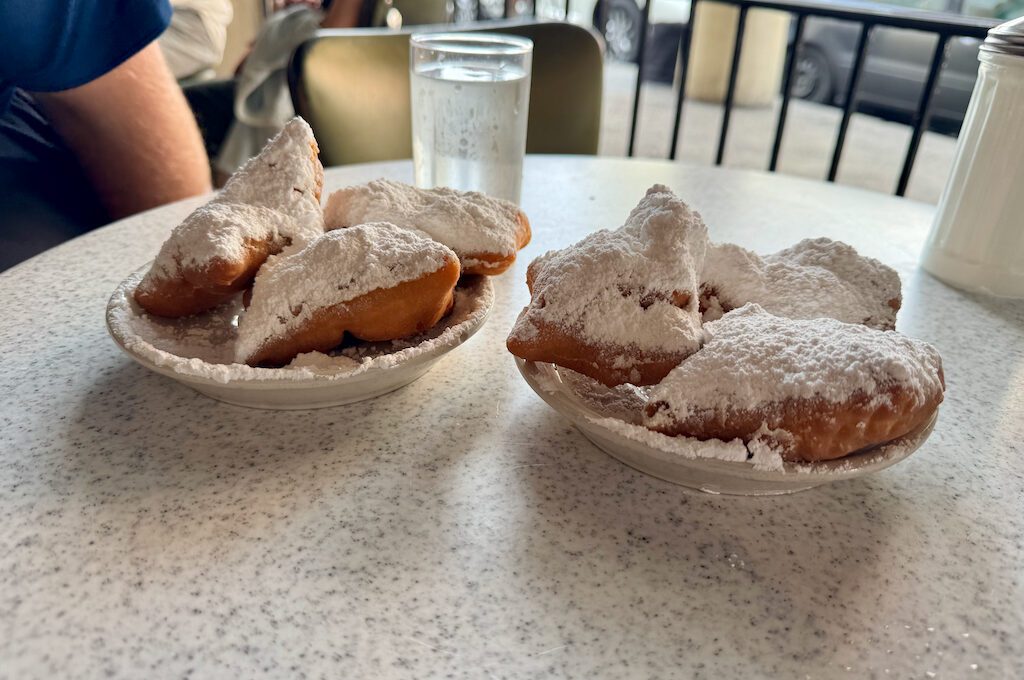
1;156;1022;678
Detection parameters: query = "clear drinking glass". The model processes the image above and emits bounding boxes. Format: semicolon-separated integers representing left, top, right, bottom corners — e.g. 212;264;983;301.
410;33;533;204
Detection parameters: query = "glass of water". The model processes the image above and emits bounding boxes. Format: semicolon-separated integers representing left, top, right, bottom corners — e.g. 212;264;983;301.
410;33;533;204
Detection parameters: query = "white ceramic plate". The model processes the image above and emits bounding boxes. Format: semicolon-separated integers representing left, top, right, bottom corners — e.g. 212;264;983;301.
106;268;493;410
516;359;938;495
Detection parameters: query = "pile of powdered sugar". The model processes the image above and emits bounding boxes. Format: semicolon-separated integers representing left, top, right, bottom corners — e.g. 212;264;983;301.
532;360;931;474
645;303;944;425
219;117;325;235
140;117;325;288
145;203;311;284
235;223;458;363
324;178;523;262
528;363;785;471
700;237;902;330
508;184;708;356
107;270;492;384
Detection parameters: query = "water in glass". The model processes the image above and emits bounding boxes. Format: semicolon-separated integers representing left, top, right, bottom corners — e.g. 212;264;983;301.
412;58;530;203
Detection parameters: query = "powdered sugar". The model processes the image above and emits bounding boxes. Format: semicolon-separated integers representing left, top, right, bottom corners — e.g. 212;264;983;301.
140;117;324;288
701;237;902;329
323;178;523;258
526;362;782;471
645;304;945;425
595;402;930;477
288;351;362;373
106;269;493;383
524;360;936;476
219;117;325;235
235;223;457;363
592;416;759;465
508;184;708;354
146;203;304;282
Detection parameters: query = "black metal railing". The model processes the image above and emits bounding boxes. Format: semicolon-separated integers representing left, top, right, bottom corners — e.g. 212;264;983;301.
619;0;997;196
462;0;994;195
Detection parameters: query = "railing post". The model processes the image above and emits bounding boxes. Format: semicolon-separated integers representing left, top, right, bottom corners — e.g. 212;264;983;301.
669;0;700;160
654;0;996;183
769;13;806;172
627;0;653;157
827;22;873;182
896;33;949;196
715;4;750;166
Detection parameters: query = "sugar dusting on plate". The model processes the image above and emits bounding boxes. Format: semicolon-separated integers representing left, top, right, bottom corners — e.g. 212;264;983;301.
107;270;493;384
528;361;931;476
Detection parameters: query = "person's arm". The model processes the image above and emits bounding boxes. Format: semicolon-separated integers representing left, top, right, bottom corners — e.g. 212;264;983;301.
33;41;212;220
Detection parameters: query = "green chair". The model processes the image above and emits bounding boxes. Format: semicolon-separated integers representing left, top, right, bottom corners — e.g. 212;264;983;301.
288;21;604;166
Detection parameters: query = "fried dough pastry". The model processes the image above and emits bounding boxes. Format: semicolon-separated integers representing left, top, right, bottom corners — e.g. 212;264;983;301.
236;223;460;367
134;117;324;318
506;184;709;387
323;179;530;275
133;203;310;317
700;238;902;330
644;305;945;462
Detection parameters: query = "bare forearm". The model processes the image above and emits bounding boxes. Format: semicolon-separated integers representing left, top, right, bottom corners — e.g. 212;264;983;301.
35;42;211;219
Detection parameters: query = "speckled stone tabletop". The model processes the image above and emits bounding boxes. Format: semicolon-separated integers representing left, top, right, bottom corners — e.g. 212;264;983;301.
1;157;1022;679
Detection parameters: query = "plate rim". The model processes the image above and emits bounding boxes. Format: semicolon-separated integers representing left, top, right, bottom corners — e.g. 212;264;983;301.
106;267;494;391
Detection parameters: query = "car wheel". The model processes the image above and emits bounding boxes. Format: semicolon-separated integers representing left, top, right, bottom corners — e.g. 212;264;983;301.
792;45;832;104
594;0;644;63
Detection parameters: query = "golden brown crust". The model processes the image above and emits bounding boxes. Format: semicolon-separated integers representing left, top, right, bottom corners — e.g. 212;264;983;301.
510;244;695;387
505;313;689;388
308;139;323;203
460;210;531;275
461;251;516;276
244;256;461;367
134;237;285;318
646;372;945;462
133;273;239;318
516;211;531;250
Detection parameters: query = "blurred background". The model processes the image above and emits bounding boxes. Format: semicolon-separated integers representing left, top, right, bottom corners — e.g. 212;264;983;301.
197;0;1023;202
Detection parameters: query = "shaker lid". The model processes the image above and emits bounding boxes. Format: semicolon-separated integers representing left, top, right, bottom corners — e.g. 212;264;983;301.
981;15;1024;57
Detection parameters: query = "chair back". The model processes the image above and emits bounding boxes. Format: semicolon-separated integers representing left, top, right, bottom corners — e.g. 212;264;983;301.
289;21;603;166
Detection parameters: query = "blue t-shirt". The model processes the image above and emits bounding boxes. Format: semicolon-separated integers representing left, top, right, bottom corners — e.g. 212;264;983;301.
0;0;172;118
0;0;172;271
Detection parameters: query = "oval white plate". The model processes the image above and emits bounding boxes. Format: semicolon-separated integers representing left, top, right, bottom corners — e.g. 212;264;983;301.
516;359;938;495
107;268;493;410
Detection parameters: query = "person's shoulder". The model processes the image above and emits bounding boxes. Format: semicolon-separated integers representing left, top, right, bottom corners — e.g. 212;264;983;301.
0;0;173;92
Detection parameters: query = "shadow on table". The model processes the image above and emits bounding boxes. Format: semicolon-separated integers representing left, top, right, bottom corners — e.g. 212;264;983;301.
959;291;1024;333
913;270;1024;334
69;363;349;465
58;355;965;675
503;401;914;671
64;351;497;497
59;354;510;570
